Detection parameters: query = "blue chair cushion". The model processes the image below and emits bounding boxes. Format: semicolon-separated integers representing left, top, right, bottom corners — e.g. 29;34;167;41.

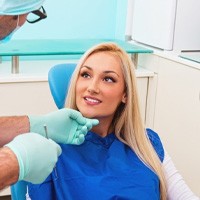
48;63;76;109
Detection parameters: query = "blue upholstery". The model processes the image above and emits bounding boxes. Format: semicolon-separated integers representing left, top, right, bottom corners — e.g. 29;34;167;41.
10;181;27;200
48;63;76;109
10;63;76;200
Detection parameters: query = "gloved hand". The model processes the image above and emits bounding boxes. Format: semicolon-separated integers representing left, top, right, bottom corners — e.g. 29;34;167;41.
5;133;61;184
28;108;99;145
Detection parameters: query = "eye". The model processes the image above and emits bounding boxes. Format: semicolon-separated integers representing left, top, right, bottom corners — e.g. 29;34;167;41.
104;76;116;83
80;72;90;79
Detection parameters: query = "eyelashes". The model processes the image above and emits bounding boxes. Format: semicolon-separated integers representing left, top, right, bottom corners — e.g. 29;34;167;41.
80;71;116;83
104;76;116;83
80;72;90;78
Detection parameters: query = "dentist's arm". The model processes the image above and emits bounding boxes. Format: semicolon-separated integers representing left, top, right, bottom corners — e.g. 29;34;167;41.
0;108;99;147
0;116;29;147
0;146;19;189
0;133;61;190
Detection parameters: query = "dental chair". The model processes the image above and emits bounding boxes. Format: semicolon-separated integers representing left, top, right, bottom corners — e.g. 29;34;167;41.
10;63;76;200
48;63;76;108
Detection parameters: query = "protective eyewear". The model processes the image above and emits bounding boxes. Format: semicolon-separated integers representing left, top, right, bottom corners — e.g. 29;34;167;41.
27;6;47;24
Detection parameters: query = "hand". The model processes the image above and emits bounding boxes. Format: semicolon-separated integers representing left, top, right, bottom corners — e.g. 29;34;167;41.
28;108;99;145
5;133;61;184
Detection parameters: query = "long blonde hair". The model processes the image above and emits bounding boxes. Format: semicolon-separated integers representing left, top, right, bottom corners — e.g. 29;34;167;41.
65;42;167;199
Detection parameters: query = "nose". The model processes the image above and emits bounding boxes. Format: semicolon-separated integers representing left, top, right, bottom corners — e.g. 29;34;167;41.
87;79;100;94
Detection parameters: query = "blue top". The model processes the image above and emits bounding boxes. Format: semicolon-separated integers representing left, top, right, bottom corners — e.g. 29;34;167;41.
28;129;164;200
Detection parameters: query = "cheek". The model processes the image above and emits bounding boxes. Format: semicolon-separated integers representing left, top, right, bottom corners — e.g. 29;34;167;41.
75;81;87;102
75;82;81;102
75;84;80;94
105;88;124;103
76;80;84;93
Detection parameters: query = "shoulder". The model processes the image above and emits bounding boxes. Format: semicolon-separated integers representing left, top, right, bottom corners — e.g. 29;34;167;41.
146;128;165;162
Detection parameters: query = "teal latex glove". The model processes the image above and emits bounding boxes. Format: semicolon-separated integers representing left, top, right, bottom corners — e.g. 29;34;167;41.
5;133;61;184
28;108;99;145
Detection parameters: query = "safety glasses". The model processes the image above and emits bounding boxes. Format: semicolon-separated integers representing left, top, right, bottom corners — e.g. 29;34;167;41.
27;6;47;24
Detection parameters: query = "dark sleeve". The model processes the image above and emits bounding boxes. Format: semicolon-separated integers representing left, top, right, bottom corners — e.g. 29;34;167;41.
146;128;165;162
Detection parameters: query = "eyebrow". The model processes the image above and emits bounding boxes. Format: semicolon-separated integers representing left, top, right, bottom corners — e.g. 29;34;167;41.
81;65;120;77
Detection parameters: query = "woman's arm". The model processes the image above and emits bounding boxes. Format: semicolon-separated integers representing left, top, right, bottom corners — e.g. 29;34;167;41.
163;151;200;200
0;116;29;147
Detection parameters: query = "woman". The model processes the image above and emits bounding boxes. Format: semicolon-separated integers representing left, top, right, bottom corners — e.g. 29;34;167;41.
27;43;199;200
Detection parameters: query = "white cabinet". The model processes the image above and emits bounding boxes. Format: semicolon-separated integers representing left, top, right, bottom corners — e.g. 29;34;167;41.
0;79;57;116
139;53;200;196
132;0;200;51
0;187;10;197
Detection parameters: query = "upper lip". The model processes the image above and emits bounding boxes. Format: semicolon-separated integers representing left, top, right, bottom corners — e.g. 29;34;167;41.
84;96;102;103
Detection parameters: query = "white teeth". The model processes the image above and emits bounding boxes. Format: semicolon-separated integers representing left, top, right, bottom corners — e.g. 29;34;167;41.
85;97;99;103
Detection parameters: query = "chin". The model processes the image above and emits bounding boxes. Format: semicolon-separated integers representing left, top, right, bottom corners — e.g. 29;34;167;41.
78;107;97;118
80;110;98;119
82;113;97;119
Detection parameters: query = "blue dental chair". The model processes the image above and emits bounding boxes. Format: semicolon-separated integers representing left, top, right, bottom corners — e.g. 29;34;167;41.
10;63;76;200
48;63;76;109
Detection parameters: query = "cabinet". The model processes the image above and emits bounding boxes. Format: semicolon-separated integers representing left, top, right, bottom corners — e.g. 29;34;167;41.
139;52;200;196
132;0;200;51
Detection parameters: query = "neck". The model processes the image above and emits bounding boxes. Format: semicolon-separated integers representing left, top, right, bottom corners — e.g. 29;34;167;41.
91;118;113;137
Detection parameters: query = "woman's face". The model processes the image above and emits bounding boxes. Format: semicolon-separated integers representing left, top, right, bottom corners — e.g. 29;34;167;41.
76;52;126;123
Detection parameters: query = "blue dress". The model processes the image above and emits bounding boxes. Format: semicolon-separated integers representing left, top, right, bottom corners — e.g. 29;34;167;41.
27;129;164;200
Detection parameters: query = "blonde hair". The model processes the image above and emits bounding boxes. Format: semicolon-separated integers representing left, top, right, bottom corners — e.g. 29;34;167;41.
65;42;167;199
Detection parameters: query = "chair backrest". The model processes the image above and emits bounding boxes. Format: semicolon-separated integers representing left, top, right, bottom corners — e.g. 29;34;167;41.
10;63;76;200
48;63;76;109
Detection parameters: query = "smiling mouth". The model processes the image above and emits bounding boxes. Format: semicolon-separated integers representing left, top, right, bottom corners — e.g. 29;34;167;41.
84;97;101;104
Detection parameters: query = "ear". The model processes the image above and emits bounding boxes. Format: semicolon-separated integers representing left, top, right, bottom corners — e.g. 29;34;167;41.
121;93;127;104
